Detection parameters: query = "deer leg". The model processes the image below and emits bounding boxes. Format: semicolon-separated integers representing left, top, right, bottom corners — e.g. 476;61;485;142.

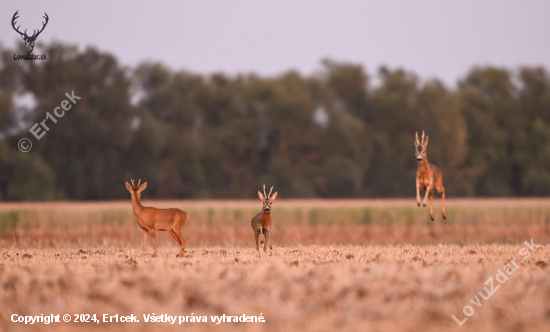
416;181;421;207
429;190;434;221
150;230;160;257
422;186;430;207
263;230;270;253
174;227;185;257
441;189;447;219
254;229;260;252
170;229;182;257
142;229;148;257
179;235;186;258
170;229;181;245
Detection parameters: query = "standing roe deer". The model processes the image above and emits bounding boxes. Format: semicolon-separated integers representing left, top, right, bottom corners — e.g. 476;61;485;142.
125;179;188;257
415;131;446;221
251;184;278;252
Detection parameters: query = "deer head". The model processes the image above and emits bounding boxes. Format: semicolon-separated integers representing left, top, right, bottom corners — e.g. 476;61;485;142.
12;11;49;53
125;179;148;199
257;184;278;212
414;131;429;161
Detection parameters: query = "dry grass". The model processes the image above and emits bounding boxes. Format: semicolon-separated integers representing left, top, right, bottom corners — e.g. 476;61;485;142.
1;200;550;331
1;244;549;332
2;199;550;246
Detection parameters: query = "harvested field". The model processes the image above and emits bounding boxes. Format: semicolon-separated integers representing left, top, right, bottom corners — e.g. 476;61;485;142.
1;199;549;331
1;244;549;332
1;199;550;246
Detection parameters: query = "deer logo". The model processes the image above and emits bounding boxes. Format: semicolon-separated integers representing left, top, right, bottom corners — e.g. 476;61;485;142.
415;131;446;221
11;10;49;54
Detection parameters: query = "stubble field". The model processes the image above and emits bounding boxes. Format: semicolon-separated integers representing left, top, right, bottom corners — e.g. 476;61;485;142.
1;199;549;331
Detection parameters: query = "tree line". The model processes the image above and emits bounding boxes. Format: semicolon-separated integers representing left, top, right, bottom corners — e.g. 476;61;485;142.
0;42;549;200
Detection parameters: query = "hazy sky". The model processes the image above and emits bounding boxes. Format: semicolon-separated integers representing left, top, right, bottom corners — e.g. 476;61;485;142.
2;0;549;86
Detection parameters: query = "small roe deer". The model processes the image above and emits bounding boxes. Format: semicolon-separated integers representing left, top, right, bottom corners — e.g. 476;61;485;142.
251;184;278;252
415;131;446;221
125;179;187;257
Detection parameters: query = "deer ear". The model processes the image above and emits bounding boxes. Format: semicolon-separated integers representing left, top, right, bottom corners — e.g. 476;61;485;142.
125;182;133;191
20;34;25;40
270;192;278;202
423;135;429;147
138;182;148;191
258;191;265;200
415;132;420;146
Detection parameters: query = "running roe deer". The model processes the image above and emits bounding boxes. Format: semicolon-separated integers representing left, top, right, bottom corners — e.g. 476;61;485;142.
125;179;188;257
251;184;278;252
415;131;446;221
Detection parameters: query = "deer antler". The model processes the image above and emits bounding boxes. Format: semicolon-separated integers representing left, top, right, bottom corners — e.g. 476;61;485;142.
421;131;425;144
130;178;142;189
11;11;27;37
31;12;49;38
262;184;274;198
415;132;420;145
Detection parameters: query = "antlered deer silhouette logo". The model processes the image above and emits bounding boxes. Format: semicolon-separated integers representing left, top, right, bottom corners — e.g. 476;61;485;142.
11;10;49;53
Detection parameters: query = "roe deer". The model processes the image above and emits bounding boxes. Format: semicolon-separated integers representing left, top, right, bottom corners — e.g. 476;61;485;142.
415;131;446;221
125;179;187;257
251;184;278;252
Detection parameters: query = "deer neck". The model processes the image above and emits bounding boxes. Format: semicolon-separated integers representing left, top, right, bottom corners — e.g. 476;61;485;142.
260;210;271;219
131;193;144;216
417;157;430;173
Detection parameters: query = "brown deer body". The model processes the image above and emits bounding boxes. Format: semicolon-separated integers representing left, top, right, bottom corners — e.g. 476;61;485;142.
415;132;446;221
126;179;187;257
251;184;278;252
